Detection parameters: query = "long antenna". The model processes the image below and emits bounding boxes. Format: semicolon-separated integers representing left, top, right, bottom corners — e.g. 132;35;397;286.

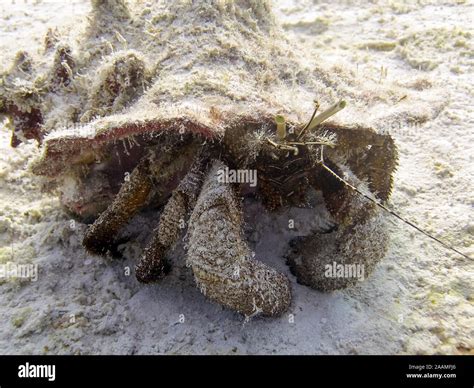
319;160;471;260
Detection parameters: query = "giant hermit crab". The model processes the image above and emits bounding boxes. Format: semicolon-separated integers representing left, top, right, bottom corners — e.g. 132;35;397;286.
0;0;399;317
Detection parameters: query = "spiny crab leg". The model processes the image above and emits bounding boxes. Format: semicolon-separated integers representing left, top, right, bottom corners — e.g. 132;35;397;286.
83;142;199;256
83;155;153;255
186;160;291;317
135;158;205;283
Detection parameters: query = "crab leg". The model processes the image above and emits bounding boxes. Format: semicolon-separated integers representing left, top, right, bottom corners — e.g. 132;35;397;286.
83;142;199;256
135;159;205;283
186;160;291;317
318;125;398;202
83;155;153;255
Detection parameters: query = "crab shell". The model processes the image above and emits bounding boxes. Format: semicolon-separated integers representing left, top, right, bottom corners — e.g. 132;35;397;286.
1;0;398;220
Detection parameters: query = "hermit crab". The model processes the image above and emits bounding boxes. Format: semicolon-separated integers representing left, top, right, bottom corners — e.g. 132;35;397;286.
0;0;400;317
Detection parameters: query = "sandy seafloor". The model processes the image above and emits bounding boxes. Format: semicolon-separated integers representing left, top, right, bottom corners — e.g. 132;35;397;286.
0;0;473;354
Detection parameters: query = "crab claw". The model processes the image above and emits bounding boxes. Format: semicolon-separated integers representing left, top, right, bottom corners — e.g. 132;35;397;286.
186;160;291;317
286;207;389;291
287;155;391;291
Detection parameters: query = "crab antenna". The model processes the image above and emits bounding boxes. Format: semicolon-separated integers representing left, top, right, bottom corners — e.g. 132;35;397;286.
297;101;319;140
298;100;346;140
319;161;471;261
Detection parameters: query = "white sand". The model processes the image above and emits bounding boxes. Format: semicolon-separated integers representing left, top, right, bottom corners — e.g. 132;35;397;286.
0;0;472;354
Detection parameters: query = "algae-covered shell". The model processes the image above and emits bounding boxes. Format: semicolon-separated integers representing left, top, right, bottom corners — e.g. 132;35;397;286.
1;0;436;182
0;1;350;176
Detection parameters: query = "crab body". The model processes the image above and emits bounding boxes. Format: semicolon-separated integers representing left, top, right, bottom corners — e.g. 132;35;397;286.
0;0;398;317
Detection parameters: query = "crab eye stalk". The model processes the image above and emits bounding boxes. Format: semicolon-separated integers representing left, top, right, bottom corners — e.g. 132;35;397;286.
307;100;346;132
298;100;346;140
275;114;287;141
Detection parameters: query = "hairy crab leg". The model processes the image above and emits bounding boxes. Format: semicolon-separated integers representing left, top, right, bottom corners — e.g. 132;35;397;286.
135;158;205;283
320;125;398;202
83;142;199;256
186;160;291;317
83;155;153;255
